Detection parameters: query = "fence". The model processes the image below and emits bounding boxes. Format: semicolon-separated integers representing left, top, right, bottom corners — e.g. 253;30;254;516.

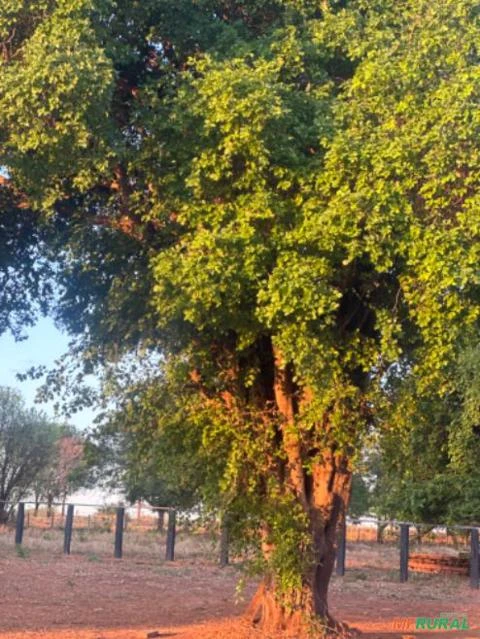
1;500;230;565
2;502;479;589
335;518;480;589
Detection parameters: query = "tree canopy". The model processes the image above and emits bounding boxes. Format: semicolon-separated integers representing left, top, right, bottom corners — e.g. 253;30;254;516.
0;386;64;522
370;341;480;527
0;1;479;634
32;424;86;514
86;377;206;514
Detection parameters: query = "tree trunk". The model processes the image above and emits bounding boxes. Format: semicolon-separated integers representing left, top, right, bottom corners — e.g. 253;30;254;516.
414;524;434;545
47;494;53;518
245;349;357;637
0;504;9;525
247;457;354;637
377;521;388;544
157;509;165;532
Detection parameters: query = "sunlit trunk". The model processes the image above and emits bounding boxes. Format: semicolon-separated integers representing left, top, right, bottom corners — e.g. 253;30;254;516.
248;454;352;637
246;347;355;637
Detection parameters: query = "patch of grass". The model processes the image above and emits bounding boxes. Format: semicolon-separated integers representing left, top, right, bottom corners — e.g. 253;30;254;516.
352;570;368;581
15;544;30;559
88;553;100;562
0;522;221;563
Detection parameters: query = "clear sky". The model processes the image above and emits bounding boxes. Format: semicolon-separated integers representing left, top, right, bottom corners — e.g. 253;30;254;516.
0;317;96;430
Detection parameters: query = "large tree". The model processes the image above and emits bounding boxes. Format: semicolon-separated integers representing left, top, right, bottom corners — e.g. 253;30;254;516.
1;1;480;635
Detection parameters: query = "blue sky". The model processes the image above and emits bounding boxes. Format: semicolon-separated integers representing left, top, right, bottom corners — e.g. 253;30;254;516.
0;317;96;430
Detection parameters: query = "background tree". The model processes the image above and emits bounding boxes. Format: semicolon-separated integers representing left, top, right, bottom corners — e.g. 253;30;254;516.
32;425;86;516
0;386;59;523
370;343;480;529
349;474;371;521
87;378;206;529
0;1;480;636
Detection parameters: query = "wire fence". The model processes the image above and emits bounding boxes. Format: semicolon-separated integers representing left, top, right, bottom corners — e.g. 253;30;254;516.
0;499;228;565
1;503;172;534
0;501;478;588
336;518;480;589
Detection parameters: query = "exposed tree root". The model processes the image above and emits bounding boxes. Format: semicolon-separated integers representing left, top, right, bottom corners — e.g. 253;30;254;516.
247;582;360;638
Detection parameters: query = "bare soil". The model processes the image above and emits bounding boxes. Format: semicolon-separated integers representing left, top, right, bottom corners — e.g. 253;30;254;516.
0;533;478;639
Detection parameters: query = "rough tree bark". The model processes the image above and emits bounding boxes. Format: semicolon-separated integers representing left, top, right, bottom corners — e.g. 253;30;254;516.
247;457;352;636
245;347;355;638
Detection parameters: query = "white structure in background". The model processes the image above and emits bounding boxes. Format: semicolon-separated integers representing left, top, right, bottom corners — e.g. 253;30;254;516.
67;488;142;517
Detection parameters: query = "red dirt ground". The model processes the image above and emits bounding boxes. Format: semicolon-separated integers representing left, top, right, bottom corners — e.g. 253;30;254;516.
0;553;478;639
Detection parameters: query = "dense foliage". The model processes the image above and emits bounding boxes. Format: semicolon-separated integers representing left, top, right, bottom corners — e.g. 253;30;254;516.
0;0;479;633
86;377;206;513
371;343;480;526
0;386;79;521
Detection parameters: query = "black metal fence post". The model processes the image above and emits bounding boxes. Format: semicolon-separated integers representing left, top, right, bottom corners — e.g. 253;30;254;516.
336;519;347;577
399;523;410;583
114;507;125;559
15;502;25;546
165;509;176;561
63;504;74;555
219;516;230;567
470;528;479;589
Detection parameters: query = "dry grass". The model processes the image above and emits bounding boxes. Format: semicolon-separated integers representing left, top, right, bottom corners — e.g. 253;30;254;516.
0;520;470;566
342;539;468;576
346;524;471;547
0;522;473;596
0;524;220;563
